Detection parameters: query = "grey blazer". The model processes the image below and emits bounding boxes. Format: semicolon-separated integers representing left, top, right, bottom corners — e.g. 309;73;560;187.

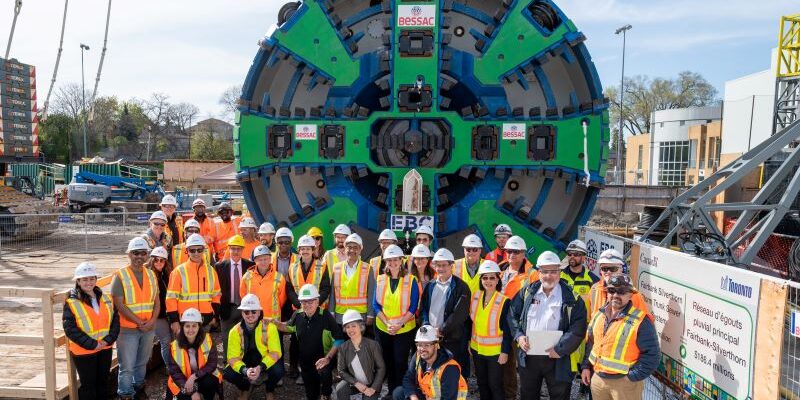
336;337;386;391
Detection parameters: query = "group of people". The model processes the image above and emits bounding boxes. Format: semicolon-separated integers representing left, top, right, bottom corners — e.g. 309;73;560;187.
62;195;659;400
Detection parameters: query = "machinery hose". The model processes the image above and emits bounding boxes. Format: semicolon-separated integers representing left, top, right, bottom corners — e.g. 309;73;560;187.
788;238;800;281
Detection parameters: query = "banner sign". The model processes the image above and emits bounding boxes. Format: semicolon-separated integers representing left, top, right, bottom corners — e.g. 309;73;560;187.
584;229;624;274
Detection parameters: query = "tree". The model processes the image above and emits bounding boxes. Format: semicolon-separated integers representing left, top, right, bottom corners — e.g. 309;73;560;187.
39;113;73;164
218;84;242;122
190;128;233;161
51;83;87;159
606;71;718;136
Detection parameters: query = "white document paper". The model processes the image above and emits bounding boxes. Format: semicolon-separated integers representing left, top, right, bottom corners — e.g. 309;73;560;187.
526;330;563;355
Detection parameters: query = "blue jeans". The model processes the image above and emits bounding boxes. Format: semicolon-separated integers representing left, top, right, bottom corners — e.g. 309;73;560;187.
154;318;172;367
117;328;155;396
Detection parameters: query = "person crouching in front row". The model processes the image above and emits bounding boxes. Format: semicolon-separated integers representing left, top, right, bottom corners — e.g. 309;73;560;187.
166;308;222;399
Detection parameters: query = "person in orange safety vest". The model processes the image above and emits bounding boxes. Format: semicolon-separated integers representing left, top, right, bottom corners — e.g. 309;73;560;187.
394;325;468;400
240;245;287;321
166;233;221;336
214;202;241;260
166;308;222;400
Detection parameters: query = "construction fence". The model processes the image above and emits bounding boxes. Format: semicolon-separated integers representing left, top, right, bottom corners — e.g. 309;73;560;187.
581;227;800;400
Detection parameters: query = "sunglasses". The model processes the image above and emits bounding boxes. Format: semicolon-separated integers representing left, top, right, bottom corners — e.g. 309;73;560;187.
277;241;291;245
131;250;148;256
151;222;166;227
242;310;259;315
606;288;630;295
186;229;200;234
313;237;323;241
187;248;205;254
567;252;584;257
480;275;498;281
465;248;481;253
153;258;166;263
506;250;523;255
600;266;620;272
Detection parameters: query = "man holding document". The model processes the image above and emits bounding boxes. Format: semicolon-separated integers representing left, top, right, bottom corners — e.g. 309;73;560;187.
508;251;587;400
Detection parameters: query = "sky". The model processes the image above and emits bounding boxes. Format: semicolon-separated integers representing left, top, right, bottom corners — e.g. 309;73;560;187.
1;0;795;121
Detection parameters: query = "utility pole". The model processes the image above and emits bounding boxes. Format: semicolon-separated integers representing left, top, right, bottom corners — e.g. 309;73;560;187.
80;43;90;158
615;24;632;185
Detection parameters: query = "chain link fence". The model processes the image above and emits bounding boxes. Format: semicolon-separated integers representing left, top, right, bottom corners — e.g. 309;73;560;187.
784;284;800;400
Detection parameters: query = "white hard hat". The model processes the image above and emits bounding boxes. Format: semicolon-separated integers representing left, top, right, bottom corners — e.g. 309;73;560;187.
297;234;316;248
462;234;482;248
345;233;363;248
505;235;526;251
415;325;439;342
191;198;206;208
297;283;320;301
598;248;624;265
342;309;363;326
180;308;203;323
411;244;432;258
275;227;294;240
258;222;276;234
536;251;561;267
378;229;397;242
432;248;455;262
494;224;512;236
253;245;271;258
415;225;434;237
383;244;405;259
566;239;587;254
239;217;257;229
333;224;352;236
127;237;150;253
73;262;100;280
477;260;501;275
185;233;207;248
184;219;201;230
149;211;167;222
238;293;263;311
160;194;178;206
150;246;168;259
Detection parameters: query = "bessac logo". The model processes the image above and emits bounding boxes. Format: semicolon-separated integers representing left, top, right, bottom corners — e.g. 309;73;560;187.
411;6;422;16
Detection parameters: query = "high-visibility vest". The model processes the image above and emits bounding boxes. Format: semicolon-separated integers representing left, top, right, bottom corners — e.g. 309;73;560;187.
227;321;281;373
142;232;172;252
486;248;507;265
272;253;297;271
65;293;114;356
242;239;259;262
500;260;532;299
559;268;595;372
166;261;221;315
587;281;652;321
166;334;222;395
116;265;158;328
453;258;482;296
332;259;370;314
214;218;241;259
369;256;383;279
195;217;218;254
323;249;344;271
171;244;213;267
288;259;327;292
587;306;646;375
165;215;184;244
415;355;468;400
469;290;507;356
375;274;418;334
240;268;285;319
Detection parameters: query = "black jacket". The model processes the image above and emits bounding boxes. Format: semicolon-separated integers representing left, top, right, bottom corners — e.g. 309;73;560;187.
420;275;471;344
214;258;255;320
508;280;587;382
62;287;120;351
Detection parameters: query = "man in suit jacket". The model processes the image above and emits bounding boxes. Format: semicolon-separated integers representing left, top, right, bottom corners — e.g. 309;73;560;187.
213;235;255;358
419;248;472;378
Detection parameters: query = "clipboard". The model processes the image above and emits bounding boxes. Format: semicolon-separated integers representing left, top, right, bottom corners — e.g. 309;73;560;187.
525;330;563;355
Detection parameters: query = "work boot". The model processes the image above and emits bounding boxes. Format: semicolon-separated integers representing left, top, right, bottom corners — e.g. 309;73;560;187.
296;375;304;385
237;389;250;400
266;392;276;400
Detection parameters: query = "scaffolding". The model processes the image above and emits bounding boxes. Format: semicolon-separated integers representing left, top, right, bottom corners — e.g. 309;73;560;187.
775;14;800;132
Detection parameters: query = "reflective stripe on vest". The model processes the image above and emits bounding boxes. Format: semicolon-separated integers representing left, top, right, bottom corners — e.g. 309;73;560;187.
588;307;646;374
66;294;114;356
416;356;468;400
332;260;369;313
228;322;280;368
561;268;594;299
167;334;222;395
243;269;283;318
289;259;325;291
325;250;342;270
469;290;507;355
369;256;382;279
166;262;218;314
454;258;482;295
375;274;416;334
117;266;157;328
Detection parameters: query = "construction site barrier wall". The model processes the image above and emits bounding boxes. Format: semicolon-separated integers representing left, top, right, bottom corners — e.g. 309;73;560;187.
595;185;689;215
581;227;800;400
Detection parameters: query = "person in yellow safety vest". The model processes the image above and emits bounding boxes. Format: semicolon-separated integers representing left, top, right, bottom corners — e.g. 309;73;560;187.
191;199;218;259
369;228;398;278
166;308;222;400
111;237;161;400
307;226;326;259
323;223;351;272
258;222;276;252
409;244;436;288
223;293;284;400
172;219;213;266
166;233;222;336
329;233;377;328
240;245;286;320
160;195;184;252
63;262;120;400
215;202;241;260
393;325;468;400
235;218;260;261
586;249;652;321
581;275;660;400
374;244;421;395
508;251;588;400
142;210;173;254
469;260;511;400
453;234;484;296
558;239;600;399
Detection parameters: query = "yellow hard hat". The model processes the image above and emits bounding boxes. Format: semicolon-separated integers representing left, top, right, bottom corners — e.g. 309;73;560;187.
227;234;245;248
307;226;323;237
